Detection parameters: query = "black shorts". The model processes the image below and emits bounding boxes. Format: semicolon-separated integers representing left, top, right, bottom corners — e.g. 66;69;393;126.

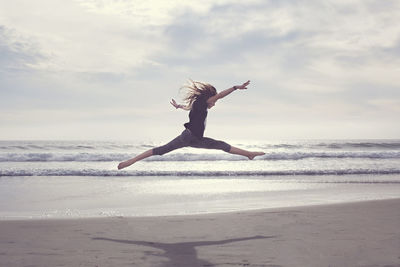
152;129;231;156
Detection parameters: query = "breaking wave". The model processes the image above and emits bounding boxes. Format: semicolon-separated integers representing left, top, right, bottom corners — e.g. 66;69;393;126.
2;168;400;177
1;151;400;162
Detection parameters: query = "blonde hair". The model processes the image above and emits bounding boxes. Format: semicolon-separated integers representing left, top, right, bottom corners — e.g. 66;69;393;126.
181;80;217;109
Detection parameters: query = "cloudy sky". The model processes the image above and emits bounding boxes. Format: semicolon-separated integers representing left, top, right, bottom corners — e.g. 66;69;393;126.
1;0;399;141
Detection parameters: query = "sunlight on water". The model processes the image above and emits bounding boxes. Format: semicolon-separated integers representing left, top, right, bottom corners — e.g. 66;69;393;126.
122;178;327;195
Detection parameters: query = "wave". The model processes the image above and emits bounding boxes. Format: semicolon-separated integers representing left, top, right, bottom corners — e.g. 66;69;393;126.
1;140;400;151
1;151;400;162
256;141;400;150
0;143;157;151
1;168;400;178
318;141;400;150
0;153;126;162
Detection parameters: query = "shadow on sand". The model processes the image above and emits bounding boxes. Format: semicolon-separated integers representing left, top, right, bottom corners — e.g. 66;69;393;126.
93;235;275;267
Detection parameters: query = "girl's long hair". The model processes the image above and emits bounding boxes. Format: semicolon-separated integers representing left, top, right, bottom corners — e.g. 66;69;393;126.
181;80;217;109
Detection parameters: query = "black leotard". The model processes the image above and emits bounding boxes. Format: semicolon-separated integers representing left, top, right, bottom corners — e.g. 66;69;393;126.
184;96;208;138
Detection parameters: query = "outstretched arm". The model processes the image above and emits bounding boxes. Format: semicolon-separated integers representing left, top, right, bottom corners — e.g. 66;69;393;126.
207;80;250;105
170;99;190;111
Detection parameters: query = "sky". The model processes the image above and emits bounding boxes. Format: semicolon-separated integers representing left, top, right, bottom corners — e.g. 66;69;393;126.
1;0;399;141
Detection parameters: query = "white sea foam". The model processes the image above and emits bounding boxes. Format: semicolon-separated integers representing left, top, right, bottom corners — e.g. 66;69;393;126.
2;168;400;177
1;150;400;162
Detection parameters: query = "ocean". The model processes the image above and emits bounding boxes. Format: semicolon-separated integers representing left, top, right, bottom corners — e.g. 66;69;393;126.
0;139;399;219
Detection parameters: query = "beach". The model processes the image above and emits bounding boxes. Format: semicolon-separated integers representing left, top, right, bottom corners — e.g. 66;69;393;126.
1;198;399;267
1;140;399;266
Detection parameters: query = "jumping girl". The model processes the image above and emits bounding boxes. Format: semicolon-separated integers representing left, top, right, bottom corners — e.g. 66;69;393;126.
118;80;265;170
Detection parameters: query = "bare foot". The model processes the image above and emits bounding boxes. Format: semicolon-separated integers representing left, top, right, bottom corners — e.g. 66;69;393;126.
248;152;265;160
118;161;131;170
117;162;125;170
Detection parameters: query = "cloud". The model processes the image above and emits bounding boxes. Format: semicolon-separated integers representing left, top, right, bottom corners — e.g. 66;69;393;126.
0;26;46;72
0;0;399;139
0;0;165;74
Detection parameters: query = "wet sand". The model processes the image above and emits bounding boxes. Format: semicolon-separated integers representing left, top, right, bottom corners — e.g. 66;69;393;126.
0;199;399;267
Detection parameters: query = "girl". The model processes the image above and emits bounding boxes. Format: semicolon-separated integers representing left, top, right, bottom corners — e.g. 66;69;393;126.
118;80;265;170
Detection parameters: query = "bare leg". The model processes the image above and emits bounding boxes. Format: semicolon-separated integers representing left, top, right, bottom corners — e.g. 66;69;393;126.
118;149;153;170
229;146;265;160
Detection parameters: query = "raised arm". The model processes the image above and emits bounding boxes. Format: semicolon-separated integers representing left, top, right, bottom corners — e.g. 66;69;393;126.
207;80;250;105
170;99;191;111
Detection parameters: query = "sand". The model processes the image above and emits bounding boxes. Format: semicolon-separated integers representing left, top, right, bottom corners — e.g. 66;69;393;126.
0;199;399;267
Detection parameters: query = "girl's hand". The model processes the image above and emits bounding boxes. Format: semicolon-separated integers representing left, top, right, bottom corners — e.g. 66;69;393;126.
234;80;250;90
170;99;180;109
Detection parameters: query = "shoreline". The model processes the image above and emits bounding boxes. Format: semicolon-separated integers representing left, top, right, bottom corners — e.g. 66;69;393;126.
2;173;400;221
1;198;399;266
1;197;399;222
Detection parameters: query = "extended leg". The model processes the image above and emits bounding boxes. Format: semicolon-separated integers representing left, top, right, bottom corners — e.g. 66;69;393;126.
118;130;190;170
192;137;265;160
118;149;153;170
229;146;265;160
